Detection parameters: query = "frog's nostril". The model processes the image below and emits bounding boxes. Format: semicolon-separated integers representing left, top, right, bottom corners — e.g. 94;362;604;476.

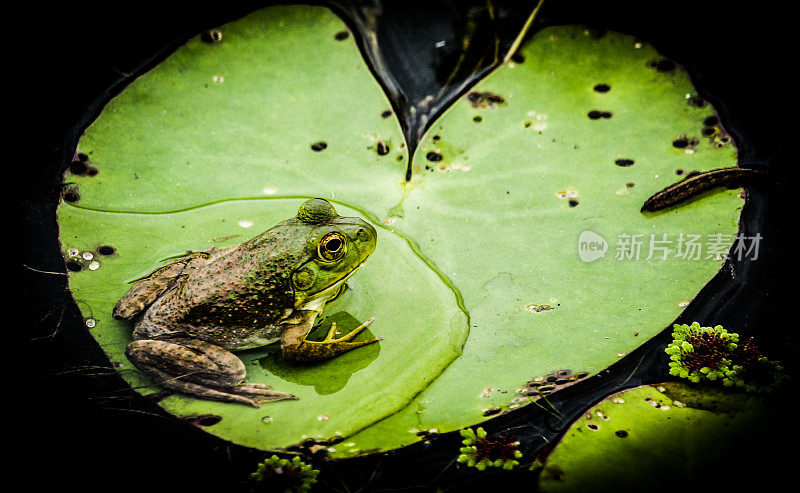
357;228;365;237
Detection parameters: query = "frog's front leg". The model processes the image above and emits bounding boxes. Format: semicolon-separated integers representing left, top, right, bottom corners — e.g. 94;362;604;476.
126;336;297;407
281;310;382;362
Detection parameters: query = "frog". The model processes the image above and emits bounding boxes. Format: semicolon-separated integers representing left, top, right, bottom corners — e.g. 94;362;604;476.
112;198;380;407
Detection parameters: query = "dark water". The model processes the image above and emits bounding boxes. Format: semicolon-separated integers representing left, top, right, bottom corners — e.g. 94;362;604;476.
20;1;793;491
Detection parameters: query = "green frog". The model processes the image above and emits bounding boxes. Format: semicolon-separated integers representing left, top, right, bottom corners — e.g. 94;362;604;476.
113;198;380;407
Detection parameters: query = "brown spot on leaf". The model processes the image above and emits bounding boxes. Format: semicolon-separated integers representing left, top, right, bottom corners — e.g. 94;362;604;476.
467;91;506;109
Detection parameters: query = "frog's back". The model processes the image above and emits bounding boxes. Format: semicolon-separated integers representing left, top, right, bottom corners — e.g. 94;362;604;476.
137;224;310;348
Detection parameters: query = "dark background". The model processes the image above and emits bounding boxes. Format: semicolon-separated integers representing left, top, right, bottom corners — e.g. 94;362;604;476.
19;1;792;491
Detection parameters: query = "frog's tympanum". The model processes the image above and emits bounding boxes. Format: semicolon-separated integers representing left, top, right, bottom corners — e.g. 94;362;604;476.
113;198;379;407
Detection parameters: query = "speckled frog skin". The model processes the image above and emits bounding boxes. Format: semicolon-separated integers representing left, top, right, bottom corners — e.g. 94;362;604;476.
113;198;379;407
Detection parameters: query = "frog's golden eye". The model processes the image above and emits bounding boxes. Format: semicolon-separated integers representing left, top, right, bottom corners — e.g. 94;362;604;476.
318;232;346;261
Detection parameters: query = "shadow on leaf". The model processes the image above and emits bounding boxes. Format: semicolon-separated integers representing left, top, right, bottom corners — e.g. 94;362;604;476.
258;311;381;395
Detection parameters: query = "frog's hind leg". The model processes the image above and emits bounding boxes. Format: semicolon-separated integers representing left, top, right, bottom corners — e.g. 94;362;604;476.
112;253;210;320
126;337;296;407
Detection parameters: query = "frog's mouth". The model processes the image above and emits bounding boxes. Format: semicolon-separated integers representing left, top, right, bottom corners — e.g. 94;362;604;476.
303;261;366;305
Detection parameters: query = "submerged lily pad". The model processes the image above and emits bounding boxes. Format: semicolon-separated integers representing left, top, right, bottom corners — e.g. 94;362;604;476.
59;199;467;449
59;6;743;455
538;383;776;491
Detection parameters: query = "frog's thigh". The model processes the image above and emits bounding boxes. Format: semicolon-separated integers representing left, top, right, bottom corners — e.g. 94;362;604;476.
126;338;247;389
126;338;296;407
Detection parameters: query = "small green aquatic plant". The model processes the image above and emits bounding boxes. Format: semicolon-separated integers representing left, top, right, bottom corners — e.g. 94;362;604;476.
529;458;544;472
457;427;522;471
728;336;786;392
250;455;319;493
666;322;738;384
665;322;783;391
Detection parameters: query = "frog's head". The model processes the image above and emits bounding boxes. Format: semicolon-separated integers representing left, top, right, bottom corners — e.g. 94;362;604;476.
290;198;377;309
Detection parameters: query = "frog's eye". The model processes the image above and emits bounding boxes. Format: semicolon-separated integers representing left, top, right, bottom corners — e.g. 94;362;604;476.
318;232;346;262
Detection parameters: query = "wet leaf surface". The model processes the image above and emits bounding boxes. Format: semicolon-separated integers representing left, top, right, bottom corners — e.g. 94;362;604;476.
336;24;742;455
538;383;784;491
60;199;467;449
59;6;742;454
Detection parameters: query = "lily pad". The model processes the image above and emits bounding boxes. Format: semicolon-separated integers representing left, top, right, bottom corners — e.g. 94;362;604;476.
335;25;742;455
69;5;407;215
59;199;467;449
59;5;743;455
538;383;776;491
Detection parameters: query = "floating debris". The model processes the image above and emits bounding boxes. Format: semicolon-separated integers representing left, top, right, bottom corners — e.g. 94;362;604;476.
556;187;579;200
524;303;554;313
482;406;502;417
467;91;506;109
519;369;589;399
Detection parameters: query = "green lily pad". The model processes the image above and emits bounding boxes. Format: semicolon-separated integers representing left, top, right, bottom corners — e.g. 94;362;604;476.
70;5;407;215
59;199;467;449
538;383;776;491
335;25;742;455
59;5;743;455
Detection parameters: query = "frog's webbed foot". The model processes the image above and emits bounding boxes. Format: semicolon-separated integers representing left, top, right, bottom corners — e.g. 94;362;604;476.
324;317;376;342
282;317;383;362
126;337;297;408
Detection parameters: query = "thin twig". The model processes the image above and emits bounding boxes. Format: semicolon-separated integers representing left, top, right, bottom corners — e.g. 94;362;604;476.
23;264;67;275
503;0;546;63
